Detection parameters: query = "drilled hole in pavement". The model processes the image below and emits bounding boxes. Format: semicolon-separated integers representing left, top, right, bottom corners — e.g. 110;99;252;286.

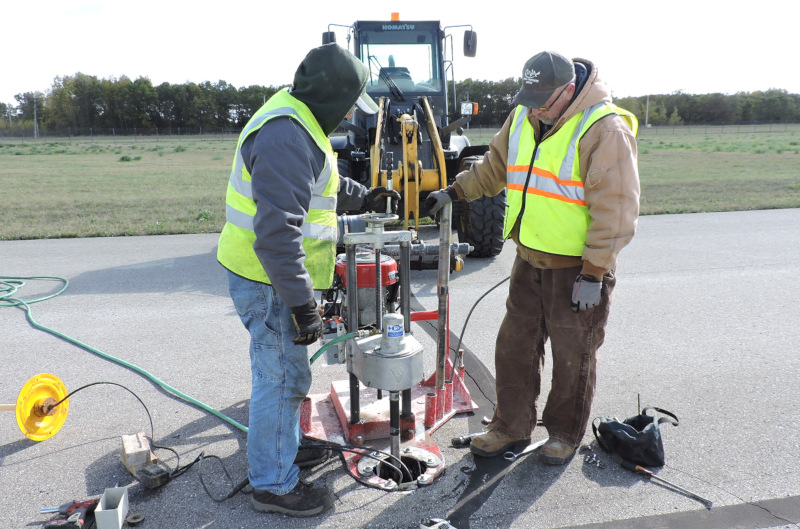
375;455;428;483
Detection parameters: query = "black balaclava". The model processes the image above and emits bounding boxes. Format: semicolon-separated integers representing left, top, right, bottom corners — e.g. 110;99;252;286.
290;43;370;136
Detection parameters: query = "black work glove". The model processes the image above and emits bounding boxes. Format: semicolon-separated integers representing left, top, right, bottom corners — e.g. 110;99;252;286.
290;299;323;345
570;274;602;313
363;186;401;214
424;187;460;216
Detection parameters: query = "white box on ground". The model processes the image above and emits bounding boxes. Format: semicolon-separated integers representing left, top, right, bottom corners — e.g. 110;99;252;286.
95;487;129;529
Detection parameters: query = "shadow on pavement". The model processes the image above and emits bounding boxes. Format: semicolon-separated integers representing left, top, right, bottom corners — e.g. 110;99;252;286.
0;438;38;463
66;248;228;298
82;399;250;513
449;455;568;528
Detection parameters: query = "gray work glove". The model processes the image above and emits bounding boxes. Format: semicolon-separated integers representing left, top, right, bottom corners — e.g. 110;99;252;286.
570;274;602;313
290;299;323;345
424;187;459;216
363;186;401;214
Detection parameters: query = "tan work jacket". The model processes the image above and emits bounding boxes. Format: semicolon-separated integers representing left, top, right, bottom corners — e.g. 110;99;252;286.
453;57;640;277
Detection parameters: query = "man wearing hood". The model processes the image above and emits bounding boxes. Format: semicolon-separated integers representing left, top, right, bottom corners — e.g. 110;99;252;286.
217;43;398;516
426;51;639;465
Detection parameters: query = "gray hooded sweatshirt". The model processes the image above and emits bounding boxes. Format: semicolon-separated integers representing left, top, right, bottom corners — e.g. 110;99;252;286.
241;44;369;308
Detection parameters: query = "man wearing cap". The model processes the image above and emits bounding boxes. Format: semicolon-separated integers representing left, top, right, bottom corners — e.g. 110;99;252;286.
217;43;397;516
426;51;639;464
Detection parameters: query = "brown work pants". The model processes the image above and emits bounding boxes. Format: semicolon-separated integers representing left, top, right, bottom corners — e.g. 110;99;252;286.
489;255;615;447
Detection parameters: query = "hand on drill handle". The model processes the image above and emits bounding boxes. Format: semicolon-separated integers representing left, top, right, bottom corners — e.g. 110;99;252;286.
363;186;401;214
424;187;460;217
290;299;324;345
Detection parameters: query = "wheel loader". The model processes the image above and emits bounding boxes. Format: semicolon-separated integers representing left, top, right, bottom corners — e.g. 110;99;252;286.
323;15;505;258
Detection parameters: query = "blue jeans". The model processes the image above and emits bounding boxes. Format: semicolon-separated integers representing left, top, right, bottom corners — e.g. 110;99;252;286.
227;270;312;494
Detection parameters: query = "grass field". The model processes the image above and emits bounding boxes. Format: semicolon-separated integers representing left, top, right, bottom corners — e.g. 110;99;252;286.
1;124;799;240
0;137;231;240
636;124;800;214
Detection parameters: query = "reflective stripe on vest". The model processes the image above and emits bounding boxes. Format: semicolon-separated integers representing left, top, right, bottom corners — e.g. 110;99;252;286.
503;102;637;256
217;89;340;288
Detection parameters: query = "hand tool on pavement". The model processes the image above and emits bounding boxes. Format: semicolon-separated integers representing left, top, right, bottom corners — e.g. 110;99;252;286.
41;498;98;528
447;437;551;517
503;438;548;462
454;421;545;449
620;459;713;509
451;432;480;448
421;518;458;529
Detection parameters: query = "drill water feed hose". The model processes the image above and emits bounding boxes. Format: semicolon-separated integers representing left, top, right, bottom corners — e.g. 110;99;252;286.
309;332;358;365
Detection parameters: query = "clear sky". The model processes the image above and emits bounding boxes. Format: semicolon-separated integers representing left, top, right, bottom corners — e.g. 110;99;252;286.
4;0;797;106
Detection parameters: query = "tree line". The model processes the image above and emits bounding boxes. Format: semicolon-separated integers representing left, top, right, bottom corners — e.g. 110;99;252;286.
0;73;281;136
1;72;799;136
457;78;800;128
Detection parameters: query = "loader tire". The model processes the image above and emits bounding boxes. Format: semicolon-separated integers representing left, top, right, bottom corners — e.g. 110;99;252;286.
456;192;506;258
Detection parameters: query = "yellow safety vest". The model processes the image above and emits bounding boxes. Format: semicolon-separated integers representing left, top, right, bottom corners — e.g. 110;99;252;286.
217;89;340;288
503;103;637;256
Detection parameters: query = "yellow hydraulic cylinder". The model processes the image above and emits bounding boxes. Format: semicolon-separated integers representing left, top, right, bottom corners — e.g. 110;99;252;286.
370;96;447;232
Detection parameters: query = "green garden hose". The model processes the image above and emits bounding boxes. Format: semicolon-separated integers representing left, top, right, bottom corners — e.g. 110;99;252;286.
1;275;250;433
1;275;366;435
310;331;359;365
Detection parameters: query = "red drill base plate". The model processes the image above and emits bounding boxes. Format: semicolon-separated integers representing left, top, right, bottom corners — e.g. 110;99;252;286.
301;362;476;489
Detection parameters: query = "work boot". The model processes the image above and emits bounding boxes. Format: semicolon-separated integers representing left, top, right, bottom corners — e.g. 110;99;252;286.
295;438;331;469
540;438;577;465
469;430;530;458
251;480;333;517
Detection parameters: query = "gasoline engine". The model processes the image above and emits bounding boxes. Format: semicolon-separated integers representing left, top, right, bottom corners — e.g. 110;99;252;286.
329;249;399;330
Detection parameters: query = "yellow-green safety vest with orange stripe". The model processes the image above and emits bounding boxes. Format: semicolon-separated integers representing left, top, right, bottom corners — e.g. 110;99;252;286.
217;88;340;288
503;102;638;256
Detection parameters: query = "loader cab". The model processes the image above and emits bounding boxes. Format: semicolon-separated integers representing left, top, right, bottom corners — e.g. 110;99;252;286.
324;21;449;122
356;21;445;104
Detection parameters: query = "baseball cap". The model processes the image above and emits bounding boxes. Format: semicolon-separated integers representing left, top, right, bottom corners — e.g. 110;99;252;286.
511;51;575;108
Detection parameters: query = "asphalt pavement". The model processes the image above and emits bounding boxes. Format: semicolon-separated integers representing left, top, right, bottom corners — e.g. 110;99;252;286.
1;208;799;529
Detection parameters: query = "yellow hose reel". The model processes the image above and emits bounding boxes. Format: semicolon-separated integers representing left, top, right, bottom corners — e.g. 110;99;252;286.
1;373;69;441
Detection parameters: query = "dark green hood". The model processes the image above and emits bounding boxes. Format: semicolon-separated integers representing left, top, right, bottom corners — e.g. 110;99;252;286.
290;43;369;136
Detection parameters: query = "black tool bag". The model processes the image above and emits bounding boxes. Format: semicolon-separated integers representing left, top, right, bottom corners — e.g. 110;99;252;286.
592;407;679;467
